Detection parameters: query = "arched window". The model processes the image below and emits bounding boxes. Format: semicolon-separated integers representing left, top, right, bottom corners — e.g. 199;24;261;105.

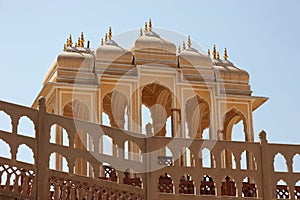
49;152;69;173
16;144;34;164
293;154;300;173
158;173;174;193
142;83;172;137
0;111;11;132
102;90;128;129
200;175;216;195
221;149;236;169
221;176;237;197
185;96;210;139
124;140;142;162
74;157;93;178
242;177;257;197
49;124;69;146
0;139;11;159
179;174;195;194
180;147;195;167
17;116;35;138
223;108;247;141
201;148;215;168
273;153;288;172
241;150;257;170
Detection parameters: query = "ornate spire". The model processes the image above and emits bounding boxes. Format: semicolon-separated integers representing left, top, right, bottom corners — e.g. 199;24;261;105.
178;45;181;54
101;38;104;46
144;22;148;33
212;44;217;59
148;19;152;32
63;44;67;51
80;32;85;47
66;38;70;47
182;41;186;50
68;34;73;47
75;42;78;48
223;48;228;60
187;35;192;48
108;27;112;40
105;33;108;42
140;27;143;37
77;37;81;48
217;52;220;60
207;49;210;57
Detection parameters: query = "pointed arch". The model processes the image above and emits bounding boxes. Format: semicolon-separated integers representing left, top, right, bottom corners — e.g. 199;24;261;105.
200;148;216;168
102;90;128;129
180;146;195;167
222;108;248;141
185;95;210;139
293;154;300;173
17;116;36;138
49;152;69;173
63;99;90;121
241;150;257;170
179;174;195;194
16;144;35;164
141;83;172;136
124;140;142;162
221;176;237;196
276;179;289;199
200;174;216;195
273;153;288;172
221;149;236;169
242;177;257;197
158;173;174;193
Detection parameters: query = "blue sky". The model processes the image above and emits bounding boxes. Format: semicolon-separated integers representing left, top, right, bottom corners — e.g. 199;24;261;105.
0;0;300;144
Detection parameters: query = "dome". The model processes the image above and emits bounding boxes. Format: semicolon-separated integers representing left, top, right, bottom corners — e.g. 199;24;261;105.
130;31;176;54
96;40;132;63
179;47;212;68
57;50;94;71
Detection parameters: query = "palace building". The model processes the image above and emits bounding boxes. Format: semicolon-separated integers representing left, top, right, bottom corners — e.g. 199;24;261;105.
0;20;300;199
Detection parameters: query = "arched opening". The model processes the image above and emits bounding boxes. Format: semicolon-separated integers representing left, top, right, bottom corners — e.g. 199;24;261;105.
101;135;114;156
16;144;34;164
74;157;94;178
103;90;128;130
102;112;111;126
49;124;69;146
201;148;215;168
221;149;236;169
0;139;11;159
17;116;35;138
221;176;237;197
158;146;173;166
63;99;90;176
242;177;257;197
180;147;195;167
179;174;195;194
99;163;118;182
293;154;300;173
123;140;142;162
223;108;247;141
49;152;69;173
0;111;11;133
185;96;210;139
123;168;142;188
295;180;300;199
241;150;257;170
158;173;174;193
142;83;172;137
142;105;152;134
274;153;288;172
200;175;216;195
276;179;289;199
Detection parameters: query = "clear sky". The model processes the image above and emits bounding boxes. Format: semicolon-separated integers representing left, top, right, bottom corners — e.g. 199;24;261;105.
0;0;300;144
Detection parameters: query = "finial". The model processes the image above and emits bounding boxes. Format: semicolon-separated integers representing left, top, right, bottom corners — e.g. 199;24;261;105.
212;44;217;59
80;32;85;47
77;37;81;48
178;45;181;54
148;19;152;32
69;34;73;47
75;42;78;48
108;27;112;40
63;44;67;51
223;48;228;60
144;22;148;33
207;49;210;57
217;52;220;60
182;41;186;50
101;38;104;46
187;35;192;48
105;33;108;42
139;28;143;37
66;38;70;47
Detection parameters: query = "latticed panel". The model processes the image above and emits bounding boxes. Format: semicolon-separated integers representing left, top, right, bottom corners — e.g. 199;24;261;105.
295;186;300;199
221;176;236;196
123;172;142;188
276;185;289;199
242;182;257;197
50;175;145;200
99;165;118;182
200;175;215;195
157;156;173;166
179;175;194;194
158;173;173;193
0;163;35;198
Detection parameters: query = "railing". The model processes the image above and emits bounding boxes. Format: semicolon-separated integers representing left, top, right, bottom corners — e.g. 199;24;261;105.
0;98;300;199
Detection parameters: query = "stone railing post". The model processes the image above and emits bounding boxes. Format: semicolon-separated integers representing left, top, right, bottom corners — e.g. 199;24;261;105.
36;97;49;199
259;130;272;199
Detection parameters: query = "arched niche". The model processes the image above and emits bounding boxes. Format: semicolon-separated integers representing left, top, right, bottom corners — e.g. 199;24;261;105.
102;90;128;130
141;83;172;136
222;108;248;141
185;95;210;138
